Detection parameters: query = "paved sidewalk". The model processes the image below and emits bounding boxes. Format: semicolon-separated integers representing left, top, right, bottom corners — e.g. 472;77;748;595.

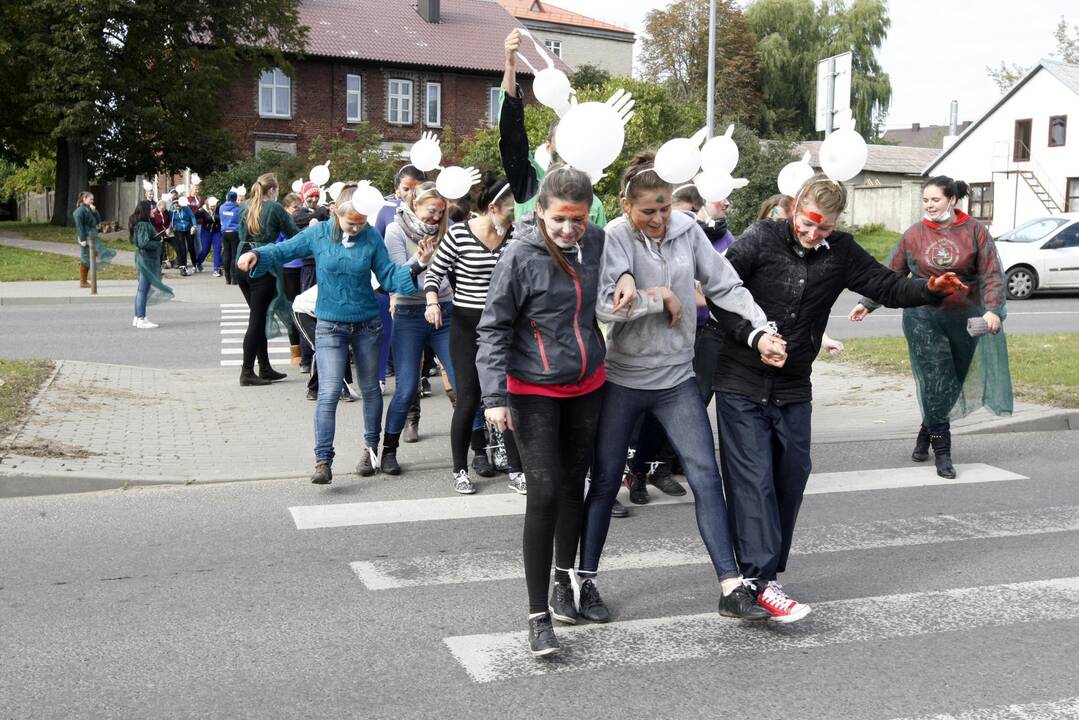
1;359;1074;497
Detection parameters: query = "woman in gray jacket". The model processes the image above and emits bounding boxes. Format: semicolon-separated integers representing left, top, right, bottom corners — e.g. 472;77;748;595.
578;152;787;624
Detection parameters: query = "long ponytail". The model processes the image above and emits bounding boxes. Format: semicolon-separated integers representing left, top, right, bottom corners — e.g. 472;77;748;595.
246;173;278;236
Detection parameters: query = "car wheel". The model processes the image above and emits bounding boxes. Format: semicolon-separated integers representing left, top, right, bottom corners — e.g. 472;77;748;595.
1005;266;1036;300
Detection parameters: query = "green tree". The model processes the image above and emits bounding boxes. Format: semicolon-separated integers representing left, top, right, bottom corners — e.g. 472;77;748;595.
0;154;56;201
987;16;1079;93
639;0;762;127
746;0;892;139
0;0;308;226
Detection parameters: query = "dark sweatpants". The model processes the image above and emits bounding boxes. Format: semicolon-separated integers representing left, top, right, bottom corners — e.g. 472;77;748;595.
715;392;813;583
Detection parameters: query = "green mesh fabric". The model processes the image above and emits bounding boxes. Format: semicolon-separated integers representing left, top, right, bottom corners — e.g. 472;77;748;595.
80;241;117;269
132;223;173;304
265;267;294;340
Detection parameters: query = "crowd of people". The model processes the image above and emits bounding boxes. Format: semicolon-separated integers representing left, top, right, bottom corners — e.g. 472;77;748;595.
72;27;1014;660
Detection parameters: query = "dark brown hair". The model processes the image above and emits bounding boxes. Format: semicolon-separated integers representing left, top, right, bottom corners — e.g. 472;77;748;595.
536;164;592;276
620;151;672;203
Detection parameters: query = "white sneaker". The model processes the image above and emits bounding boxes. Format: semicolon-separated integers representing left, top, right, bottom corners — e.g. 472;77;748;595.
508;472;527;495
453;469;476;495
135;318;159;329
132;316;138;327
756;580;811;623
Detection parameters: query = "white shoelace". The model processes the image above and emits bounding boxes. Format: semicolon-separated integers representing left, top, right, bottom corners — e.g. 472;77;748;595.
762;582;796;612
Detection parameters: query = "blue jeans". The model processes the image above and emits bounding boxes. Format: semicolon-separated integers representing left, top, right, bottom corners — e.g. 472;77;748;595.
378;293;393;382
314;318;384;462
196;229;222;270
134;272;151;318
580;378;740;581
385;303;456;435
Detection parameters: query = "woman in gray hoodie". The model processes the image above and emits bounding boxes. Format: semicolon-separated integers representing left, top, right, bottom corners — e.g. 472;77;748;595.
577;152;787;624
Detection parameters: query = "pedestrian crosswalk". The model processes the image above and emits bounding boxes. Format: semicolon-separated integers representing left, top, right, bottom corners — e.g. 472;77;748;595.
218;302;293;367
285;460;1078;708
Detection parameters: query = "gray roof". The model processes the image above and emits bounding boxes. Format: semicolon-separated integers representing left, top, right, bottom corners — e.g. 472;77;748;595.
925;59;1079;174
881;122;972;149
797;141;941;176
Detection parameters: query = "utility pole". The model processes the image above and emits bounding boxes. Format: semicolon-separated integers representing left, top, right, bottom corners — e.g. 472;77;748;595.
824;56;836;137
706;0;717;138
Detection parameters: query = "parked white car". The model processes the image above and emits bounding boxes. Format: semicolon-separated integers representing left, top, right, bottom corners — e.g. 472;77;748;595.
993;213;1079;300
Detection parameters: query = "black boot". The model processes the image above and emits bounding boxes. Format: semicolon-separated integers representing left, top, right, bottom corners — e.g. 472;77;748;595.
381;432;401;475
912;425;930;462
930;430;956;479
471;429;495;477
259;364;287;381
239;368;271;386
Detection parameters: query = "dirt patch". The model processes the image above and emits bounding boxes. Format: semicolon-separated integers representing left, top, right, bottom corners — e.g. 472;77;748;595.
2;438;100;459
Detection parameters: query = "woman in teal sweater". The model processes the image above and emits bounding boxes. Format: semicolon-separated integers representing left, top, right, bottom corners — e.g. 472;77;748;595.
72;192;116;288
236;173;301;386
237;183;435;485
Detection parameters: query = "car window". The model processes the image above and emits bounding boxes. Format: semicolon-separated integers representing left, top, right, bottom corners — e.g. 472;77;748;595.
1052;225;1079;249
998;217;1070;242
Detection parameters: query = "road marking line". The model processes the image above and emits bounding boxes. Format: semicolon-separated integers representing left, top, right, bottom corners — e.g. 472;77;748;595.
220;329;246;335
220;360;242;367
352;505;1079;590
220;321;249;327
290;464;1026;530
220;303;248;308
221;347;291;355
221;338;291;344
887;697;1079;720
443;577;1079;683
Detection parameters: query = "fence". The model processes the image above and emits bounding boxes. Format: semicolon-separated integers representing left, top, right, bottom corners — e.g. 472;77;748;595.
17;177;146;227
842;178;923;233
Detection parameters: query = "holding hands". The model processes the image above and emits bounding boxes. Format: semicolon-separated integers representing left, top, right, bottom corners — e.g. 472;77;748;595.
926;271;969;295
611;273;637;315
757;333;788;368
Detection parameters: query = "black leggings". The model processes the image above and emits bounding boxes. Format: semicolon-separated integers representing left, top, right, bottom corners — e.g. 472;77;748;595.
283;266;302;346
510;388;603;613
236;268;277;371
449;308;521;472
222;232;240;284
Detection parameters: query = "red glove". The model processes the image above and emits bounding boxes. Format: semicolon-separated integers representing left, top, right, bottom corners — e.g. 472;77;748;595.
927;272;969;295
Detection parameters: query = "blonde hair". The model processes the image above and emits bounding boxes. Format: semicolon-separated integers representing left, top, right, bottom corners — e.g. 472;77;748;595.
406;181;448;243
794;174;847;217
245;173;278;236
76;191;94;208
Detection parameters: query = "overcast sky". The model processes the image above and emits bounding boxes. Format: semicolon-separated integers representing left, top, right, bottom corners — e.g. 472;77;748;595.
547;0;1075;130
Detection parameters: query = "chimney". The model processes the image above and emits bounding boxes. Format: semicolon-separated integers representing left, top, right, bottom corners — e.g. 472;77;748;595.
948;100;958;136
417;0;440;23
912;122;920;131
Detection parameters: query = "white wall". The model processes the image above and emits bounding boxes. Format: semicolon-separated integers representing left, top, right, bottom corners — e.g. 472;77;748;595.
527;27;634;77
930;68;1079;235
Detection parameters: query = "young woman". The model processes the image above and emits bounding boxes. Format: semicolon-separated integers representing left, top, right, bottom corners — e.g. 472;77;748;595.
236;184;434;485
714;175;965;622
194;196;222;276
237;173;301;387
423;172;525;494
578;152;780;626
848;176;1011;478
381;181;454;478
476;165;606;658
130;200;174;328
72;192;115;288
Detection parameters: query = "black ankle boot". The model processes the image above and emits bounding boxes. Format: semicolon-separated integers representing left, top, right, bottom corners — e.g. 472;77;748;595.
381;432;401;475
912;425;930;462
239;368;271;386
930;430;956;479
259;365;287;381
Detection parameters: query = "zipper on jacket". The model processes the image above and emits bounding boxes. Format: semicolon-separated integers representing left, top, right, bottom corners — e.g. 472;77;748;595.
570;270;588;382
530;320;551;372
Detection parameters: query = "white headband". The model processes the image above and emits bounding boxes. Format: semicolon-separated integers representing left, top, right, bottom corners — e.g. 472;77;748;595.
490;183;511;206
413;187;439;204
624;167;660;194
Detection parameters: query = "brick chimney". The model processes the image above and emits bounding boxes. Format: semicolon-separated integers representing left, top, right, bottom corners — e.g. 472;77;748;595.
417;0;440;23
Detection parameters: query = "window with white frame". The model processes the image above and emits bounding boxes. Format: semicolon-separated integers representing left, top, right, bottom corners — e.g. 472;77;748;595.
426;82;442;127
488;86;501;127
544;39;562;58
259;69;291;118
387;79;414;124
346;74;362;123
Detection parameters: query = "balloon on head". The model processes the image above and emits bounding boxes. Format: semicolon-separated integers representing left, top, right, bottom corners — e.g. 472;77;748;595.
350;181;386;217
819;114;867;182
409;135;442;173
654;127;708;184
532;68;573;115
554;101;625;180
177;196;189;207
777;151;816;197
190;173;201;186
309;162;331;187
435;166;481;200
700;124;739;174
326;181;346;202
291;179;303;193
695;170;734;203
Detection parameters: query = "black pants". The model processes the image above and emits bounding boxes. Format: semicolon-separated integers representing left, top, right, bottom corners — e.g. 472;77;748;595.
283;266;302;346
171;232;188;267
299;263;317;363
236;268;277;371
633;322;724;473
222;231;240;284
182;230;197;268
510;388;603;613
716;392;812;582
449;308;521;472
294;311;352;393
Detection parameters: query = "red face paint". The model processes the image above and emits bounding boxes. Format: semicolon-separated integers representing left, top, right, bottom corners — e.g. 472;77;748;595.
803;210;824;224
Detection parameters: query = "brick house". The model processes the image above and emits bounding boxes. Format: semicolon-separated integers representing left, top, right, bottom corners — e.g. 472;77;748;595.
221;0;572;159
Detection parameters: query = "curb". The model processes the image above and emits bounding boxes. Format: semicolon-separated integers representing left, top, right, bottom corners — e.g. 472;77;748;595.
0;359;63;450
0;469;307;500
957;409;1079;435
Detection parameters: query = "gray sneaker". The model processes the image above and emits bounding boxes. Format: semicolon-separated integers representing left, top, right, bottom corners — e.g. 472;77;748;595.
356;448;378;477
507;471;527;495
453;469;476;495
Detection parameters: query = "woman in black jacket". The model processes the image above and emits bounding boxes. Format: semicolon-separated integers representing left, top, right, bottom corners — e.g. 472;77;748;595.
711;175;966;624
476;166;606;659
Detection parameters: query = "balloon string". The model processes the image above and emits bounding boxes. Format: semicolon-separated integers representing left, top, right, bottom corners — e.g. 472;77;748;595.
515;50;538;74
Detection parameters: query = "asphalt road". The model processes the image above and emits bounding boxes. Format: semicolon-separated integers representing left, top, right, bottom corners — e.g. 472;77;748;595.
2;429;1078;719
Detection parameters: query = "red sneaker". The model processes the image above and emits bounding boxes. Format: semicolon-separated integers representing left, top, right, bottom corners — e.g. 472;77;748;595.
756;581;812;623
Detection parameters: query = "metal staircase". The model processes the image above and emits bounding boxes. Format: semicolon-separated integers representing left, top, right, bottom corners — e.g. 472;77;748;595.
1018;170;1063;213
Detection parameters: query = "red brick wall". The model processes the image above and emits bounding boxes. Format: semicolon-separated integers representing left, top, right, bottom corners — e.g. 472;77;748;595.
220;58;535;158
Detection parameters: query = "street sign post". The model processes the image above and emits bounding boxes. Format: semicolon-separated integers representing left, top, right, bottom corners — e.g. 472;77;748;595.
816;51;852;135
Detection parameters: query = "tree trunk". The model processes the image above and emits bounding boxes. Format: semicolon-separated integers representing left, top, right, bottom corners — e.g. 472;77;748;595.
49;137;89;227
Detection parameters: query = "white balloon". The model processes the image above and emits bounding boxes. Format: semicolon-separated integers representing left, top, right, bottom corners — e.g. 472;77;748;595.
236;184;247;197
534;144;552;172
142;179;153;191
532;68;572;111
327;181;346;201
351;182;385;217
409;137;442;172
190;173;201;186
177;196;189;207
654;137;702;184
310;163;330;187
291;179;303;193
435;166;474;200
695;170;734;202
207;196;218;206
175;184;187;195
555;101;625;177
819;127;867;182
700;135;739;174
777;159;816;197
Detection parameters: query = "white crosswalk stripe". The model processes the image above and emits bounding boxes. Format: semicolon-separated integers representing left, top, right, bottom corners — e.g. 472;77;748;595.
886;697;1079;720
218;302;293;367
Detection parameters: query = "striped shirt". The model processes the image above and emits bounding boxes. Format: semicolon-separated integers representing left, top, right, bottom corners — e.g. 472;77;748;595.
423;221;512;310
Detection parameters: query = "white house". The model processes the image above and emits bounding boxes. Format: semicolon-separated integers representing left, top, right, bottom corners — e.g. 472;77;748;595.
925;59;1079;236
